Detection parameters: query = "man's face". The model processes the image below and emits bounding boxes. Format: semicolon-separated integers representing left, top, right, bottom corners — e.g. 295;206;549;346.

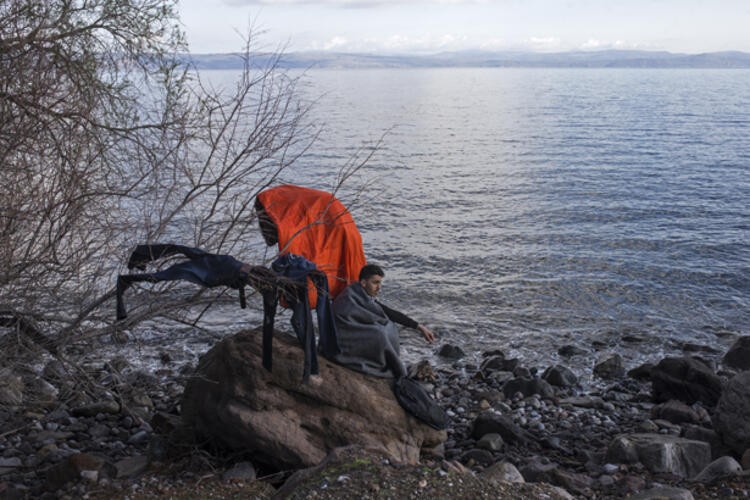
360;275;383;297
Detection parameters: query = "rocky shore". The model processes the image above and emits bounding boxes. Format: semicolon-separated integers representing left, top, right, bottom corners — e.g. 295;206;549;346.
1;331;750;499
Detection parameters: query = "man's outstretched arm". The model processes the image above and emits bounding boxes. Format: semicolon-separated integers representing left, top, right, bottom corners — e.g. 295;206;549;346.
378;301;436;343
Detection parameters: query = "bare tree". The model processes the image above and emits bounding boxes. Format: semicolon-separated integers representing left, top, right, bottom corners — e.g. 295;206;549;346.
0;0;319;362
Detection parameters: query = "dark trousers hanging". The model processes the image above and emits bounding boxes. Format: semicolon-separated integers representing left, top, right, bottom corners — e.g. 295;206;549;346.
262;254;340;383
116;244;247;320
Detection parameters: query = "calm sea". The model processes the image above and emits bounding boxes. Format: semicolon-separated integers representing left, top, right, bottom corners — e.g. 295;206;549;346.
200;68;750;375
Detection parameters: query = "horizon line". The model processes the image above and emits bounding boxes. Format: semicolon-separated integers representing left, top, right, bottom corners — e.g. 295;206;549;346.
187;48;750;57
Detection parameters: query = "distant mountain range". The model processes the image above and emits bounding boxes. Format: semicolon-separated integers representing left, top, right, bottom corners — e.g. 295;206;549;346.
185;50;750;70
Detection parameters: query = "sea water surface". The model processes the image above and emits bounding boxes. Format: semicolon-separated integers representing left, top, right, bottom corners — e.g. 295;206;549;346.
153;68;750;376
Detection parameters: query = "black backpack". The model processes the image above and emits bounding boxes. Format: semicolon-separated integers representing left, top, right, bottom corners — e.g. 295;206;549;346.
393;376;449;430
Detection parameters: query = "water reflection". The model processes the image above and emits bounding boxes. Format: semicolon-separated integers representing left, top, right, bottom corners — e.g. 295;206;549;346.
120;68;750;376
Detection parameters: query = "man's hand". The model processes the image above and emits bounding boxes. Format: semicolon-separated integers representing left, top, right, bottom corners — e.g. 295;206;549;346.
417;324;436;343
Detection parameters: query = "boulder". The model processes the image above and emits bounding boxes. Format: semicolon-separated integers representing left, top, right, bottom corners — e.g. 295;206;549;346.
713;371;750;455
606;433;711;478
480;354;518;376
481;461;525;484
181;329;446;470
476;433;504;452
112;455;149;479
437;344;466;360
650;400;704;425
692;456;742;483
519;457;593;496
558;344;588;357
631;486;694;500
542;365;578;388
682;425;730;460
650;357;722;406
722;336;750;371
593;354;626;379
459;448;494;466
627;362;654;381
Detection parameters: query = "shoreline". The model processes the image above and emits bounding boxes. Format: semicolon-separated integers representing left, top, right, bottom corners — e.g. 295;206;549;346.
1;329;749;498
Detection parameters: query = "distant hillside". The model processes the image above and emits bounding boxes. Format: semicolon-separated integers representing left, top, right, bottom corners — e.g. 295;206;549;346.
184;50;750;70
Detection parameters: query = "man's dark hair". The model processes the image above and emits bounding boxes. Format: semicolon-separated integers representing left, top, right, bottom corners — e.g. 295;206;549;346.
359;264;384;281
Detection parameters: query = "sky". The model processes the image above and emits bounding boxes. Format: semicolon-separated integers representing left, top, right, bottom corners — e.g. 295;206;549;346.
177;0;750;55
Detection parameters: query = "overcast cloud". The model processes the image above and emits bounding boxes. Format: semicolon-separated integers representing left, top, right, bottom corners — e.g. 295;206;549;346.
179;0;750;54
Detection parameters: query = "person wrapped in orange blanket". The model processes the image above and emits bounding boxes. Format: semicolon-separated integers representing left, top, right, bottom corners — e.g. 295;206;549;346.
255;184;367;306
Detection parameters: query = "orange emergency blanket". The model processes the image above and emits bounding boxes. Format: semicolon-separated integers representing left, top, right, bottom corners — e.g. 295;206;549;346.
256;185;366;307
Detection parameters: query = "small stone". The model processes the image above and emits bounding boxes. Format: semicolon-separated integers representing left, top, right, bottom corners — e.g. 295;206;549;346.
80;470;98;482
481;461;525;484
438;344;466;360
602;463;619;474
72;400;120;417
599;475;615;487
630;486;695;500
638;420;660;433
222;461;256;482
558;344;588;357
127;430;150;445
114;455;150;479
0;456;22;475
477;433;504;451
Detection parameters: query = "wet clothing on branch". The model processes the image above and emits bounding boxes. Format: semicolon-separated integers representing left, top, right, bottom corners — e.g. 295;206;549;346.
116;245;339;383
116;244;249;321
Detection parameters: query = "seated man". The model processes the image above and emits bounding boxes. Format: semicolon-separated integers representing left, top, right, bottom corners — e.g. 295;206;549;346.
331;264;436;378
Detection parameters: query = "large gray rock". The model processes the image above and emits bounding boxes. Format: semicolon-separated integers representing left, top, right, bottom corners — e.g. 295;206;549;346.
713;371;750;455
181;329;446;470
606;433;711;478
593;354;626;379
631;486;694;500
481;461;525;484
722;335;750;371
113;455;149;479
683;424;730;460
437;343;466;360
542;365;578;388
519;456;593;496
692;456;742;483
650;400;705;425
650;357;722;406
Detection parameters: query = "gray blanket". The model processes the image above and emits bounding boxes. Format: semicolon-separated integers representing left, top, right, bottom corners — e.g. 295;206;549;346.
331;283;405;378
